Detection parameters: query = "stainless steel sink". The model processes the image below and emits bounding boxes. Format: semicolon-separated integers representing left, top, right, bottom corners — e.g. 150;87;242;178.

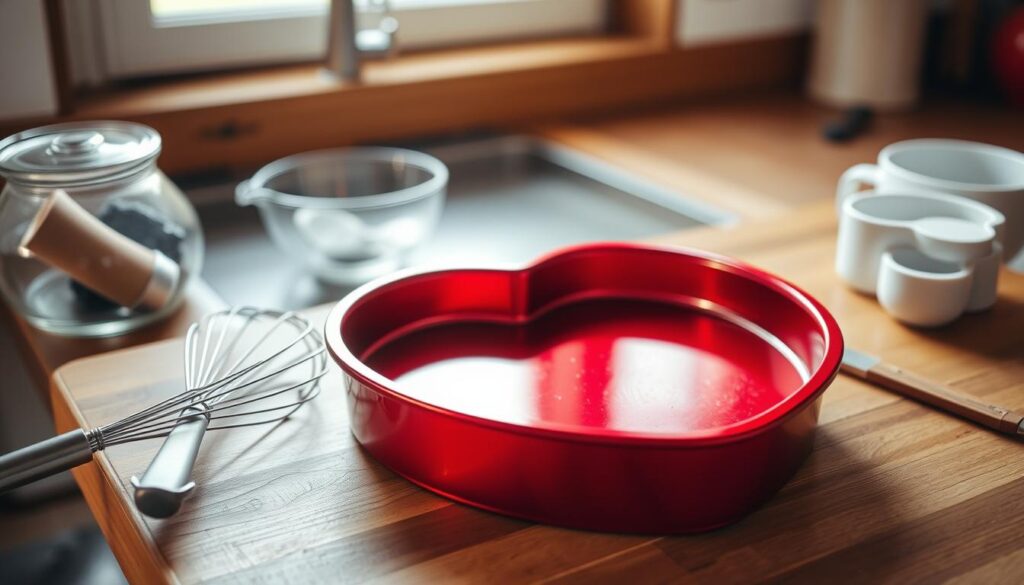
195;135;733;309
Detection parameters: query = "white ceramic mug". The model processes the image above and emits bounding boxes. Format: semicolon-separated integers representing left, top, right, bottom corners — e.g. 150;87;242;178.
837;139;1024;263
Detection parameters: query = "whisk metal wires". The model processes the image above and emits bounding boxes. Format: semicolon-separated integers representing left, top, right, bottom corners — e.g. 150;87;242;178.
0;307;326;517
114;307;324;444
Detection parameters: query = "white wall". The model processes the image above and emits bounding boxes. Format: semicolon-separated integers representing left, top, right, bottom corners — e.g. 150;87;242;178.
674;0;951;47
0;0;58;121
676;0;813;47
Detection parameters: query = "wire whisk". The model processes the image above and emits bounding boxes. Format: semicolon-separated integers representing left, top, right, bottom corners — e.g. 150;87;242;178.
0;307;327;517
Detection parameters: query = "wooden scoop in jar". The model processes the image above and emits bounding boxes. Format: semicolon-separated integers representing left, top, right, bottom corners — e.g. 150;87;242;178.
18;190;180;311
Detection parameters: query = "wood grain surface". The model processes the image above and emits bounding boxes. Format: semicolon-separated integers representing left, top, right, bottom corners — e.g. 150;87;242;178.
539;93;1024;220
50;201;1024;584
0;34;806;176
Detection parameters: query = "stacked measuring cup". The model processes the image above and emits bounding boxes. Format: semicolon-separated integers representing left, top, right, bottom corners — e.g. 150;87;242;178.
835;139;1024;327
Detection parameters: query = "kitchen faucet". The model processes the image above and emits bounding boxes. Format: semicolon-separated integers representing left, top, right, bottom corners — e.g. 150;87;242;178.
326;0;399;81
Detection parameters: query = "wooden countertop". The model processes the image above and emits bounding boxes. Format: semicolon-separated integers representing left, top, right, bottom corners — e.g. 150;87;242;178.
538;92;1024;220
4;93;1023;582
51;201;1024;583
8;92;1023;392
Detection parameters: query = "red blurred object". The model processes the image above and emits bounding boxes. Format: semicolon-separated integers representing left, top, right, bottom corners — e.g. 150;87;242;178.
325;243;843;533
993;7;1024;107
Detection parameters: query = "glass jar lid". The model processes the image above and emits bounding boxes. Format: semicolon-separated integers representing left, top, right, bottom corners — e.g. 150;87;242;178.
0;121;161;188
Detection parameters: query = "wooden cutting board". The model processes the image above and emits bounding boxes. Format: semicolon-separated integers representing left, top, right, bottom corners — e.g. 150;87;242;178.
51;201;1024;583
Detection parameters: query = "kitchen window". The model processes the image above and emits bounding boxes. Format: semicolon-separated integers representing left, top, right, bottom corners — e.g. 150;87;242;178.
67;0;609;81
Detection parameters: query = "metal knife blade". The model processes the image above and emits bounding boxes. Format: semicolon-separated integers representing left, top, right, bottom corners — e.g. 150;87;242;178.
840;347;880;378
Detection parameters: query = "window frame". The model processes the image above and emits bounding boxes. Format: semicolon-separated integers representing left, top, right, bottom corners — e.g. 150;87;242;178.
84;0;610;80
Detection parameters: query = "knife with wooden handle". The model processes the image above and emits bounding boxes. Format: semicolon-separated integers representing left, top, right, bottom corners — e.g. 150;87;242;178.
842;348;1024;437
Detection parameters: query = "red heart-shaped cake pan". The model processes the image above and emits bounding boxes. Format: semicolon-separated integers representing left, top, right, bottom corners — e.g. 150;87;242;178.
325;243;843;533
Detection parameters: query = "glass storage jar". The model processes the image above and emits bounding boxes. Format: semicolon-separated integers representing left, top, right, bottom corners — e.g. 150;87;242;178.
0;122;203;337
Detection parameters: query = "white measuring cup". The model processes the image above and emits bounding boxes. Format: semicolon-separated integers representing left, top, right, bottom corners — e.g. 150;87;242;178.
836;191;1004;326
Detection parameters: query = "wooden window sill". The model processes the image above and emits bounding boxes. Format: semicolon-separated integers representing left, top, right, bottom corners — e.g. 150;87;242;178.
75;37;665;118
4;33;807;174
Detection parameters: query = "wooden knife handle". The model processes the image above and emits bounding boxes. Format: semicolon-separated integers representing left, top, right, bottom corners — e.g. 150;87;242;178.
866;362;1024;436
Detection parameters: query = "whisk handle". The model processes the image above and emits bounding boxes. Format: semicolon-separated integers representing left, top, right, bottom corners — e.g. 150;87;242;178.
131;406;209;518
0;429;94;492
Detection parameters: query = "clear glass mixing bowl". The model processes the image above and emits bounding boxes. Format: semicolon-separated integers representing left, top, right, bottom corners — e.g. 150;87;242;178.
236;147;447;285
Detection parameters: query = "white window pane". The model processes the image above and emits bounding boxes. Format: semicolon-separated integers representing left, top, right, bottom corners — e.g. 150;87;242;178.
149;0;532;20
94;0;608;78
151;0;325;20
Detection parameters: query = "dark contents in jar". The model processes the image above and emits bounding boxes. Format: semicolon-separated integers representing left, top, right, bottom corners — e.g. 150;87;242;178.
71;201;186;310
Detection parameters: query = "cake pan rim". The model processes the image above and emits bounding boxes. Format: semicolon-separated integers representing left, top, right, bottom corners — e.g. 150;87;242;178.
325;242;844;447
